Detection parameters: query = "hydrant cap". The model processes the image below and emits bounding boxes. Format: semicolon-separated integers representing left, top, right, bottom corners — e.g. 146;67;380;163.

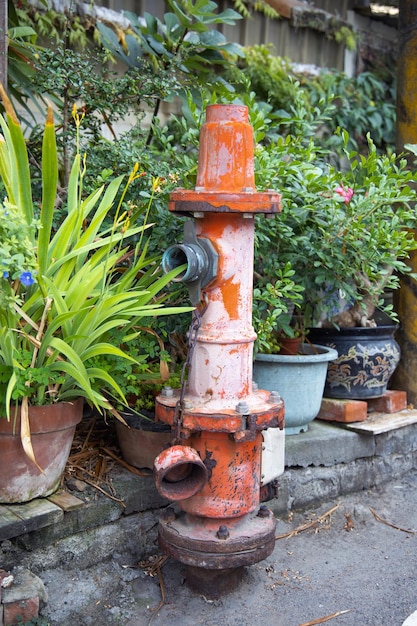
205;104;248;123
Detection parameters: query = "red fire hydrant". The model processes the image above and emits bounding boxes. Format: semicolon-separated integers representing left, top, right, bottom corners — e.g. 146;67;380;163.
153;104;285;597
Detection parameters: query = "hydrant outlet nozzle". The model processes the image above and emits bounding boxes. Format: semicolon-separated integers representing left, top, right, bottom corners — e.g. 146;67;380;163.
162;243;207;283
162;220;219;305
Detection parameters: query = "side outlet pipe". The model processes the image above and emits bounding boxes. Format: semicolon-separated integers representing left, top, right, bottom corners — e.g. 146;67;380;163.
154;444;208;500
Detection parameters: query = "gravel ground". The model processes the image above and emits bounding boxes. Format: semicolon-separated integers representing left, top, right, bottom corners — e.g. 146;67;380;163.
39;469;417;626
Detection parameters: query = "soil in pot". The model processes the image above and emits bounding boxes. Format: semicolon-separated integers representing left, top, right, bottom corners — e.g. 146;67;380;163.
115;408;173;470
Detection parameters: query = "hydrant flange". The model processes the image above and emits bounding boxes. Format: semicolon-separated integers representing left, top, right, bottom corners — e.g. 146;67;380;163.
158;505;276;569
156;387;284;436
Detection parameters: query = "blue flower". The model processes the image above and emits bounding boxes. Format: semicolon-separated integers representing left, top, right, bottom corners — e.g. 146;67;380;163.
19;271;35;286
2;270;8;279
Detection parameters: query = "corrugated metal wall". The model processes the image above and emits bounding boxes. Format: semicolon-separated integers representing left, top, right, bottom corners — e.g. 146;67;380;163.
218;7;345;69
100;0;166;20
97;0;358;71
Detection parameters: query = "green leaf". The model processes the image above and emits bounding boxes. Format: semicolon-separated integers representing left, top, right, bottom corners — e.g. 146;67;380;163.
0;85;33;225
38;106;58;274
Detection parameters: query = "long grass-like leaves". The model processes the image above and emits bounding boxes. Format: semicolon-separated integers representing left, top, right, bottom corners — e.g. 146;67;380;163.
38;106;58;274
66;152;82;215
5;372;18;420
49;202;104;268
0;84;33;225
0;95;192;427
0;135;12;193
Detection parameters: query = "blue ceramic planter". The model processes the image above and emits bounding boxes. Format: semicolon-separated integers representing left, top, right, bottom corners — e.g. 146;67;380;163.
308;325;400;400
253;344;338;435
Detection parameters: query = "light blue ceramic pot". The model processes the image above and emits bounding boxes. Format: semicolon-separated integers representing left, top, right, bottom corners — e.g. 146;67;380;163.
253;344;338;435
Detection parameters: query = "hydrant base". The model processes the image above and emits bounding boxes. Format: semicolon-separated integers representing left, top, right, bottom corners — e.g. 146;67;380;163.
158;506;276;570
185;565;245;598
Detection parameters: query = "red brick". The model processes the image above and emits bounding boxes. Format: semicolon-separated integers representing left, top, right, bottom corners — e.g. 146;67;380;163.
0;570;12;605
3;597;39;626
317;397;368;423
367;390;407;414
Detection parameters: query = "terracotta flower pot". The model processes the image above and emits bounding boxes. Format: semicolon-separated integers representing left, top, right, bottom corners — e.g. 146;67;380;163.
278;335;303;355
115;408;172;471
0;399;83;503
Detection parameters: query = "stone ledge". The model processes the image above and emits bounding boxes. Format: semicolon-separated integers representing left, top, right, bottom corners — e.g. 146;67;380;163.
0;470;168;546
271;449;417;515
284;420;375;468
1;509;162;573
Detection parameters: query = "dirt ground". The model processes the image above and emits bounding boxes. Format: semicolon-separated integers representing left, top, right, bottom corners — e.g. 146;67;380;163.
39;469;417;626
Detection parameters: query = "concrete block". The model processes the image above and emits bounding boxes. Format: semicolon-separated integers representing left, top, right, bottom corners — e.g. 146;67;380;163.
375;424;417;456
338;457;380;494
110;469;169;515
382;452;415;479
317;398;368;422
288;467;340;510
285;420;375;468
3;510;162;573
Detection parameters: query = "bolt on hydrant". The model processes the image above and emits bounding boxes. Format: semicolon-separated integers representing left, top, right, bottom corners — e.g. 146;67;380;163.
153;104;285;598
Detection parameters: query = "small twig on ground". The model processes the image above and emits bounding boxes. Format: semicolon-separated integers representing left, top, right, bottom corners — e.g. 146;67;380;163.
65;414;132;505
72;472;126;507
101;446;152;476
298;609;352;626
369;507;417;534
137;556;169;626
80;415;97;452
276;504;340;540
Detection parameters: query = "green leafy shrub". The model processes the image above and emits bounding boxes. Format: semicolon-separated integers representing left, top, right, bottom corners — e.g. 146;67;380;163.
226;44;396;156
254;126;417;330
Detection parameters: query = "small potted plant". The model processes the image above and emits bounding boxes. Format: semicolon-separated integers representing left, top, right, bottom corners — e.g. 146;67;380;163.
0;88;191;502
94;326;184;471
252;264;337;434
252;262;305;356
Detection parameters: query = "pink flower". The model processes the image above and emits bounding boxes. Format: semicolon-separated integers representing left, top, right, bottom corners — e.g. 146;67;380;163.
335;185;354;204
